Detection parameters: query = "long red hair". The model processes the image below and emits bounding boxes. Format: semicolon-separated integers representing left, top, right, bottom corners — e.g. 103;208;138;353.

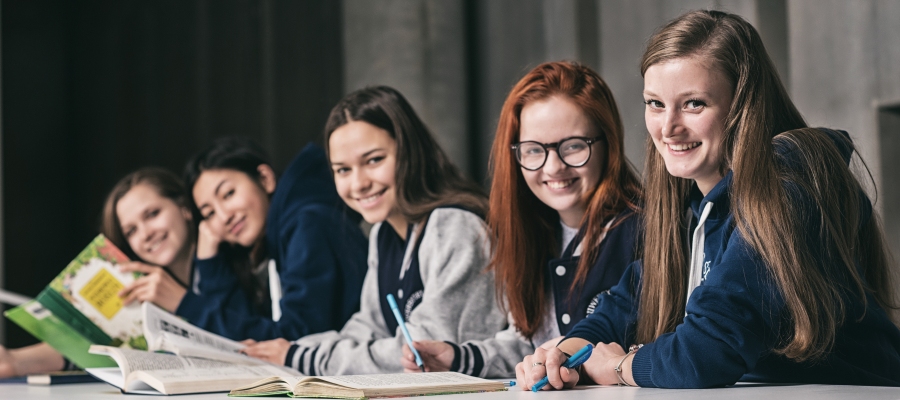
488;61;642;338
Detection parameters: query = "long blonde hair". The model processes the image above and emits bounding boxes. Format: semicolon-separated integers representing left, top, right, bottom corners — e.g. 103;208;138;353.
637;10;896;362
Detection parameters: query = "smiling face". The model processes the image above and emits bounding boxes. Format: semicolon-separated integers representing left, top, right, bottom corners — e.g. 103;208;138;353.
643;56;734;194
116;184;192;266
192;167;275;248
328;121;405;232
518;95;605;228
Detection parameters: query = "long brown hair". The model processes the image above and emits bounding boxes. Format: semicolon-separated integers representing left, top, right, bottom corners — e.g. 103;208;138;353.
101;167;194;262
324;86;487;223
489;61;642;339
637;10;896;362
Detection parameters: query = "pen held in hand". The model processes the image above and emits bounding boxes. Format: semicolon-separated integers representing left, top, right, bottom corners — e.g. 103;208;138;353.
531;344;593;392
387;294;426;373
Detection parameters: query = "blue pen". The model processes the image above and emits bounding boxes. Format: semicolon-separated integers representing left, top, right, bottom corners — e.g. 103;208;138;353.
531;344;593;392
387;294;426;373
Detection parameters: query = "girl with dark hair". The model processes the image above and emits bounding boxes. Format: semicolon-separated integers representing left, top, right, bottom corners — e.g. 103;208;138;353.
242;86;506;375
183;137;367;341
522;10;900;389
1;168;196;377
399;61;642;378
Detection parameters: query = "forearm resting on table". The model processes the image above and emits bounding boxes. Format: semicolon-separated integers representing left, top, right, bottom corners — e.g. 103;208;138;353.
557;337;636;386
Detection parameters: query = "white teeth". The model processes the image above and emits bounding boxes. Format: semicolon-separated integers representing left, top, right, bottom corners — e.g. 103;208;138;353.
547;179;575;189
669;142;701;151
148;240;161;253
359;193;381;204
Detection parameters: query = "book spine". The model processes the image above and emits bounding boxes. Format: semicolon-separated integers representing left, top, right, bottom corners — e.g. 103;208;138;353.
36;288;113;345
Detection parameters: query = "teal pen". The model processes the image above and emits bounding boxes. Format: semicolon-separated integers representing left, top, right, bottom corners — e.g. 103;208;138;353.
531;344;593;392
386;294;426;373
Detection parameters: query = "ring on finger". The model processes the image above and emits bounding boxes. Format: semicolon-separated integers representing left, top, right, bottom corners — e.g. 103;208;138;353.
532;362;544;367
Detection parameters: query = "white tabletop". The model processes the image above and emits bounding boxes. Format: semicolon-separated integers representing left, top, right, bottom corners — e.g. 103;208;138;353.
1;382;899;399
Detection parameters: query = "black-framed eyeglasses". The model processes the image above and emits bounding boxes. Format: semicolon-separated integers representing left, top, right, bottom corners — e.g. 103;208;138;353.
510;136;602;171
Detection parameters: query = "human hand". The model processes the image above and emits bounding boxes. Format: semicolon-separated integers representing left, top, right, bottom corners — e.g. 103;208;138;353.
196;220;223;259
241;338;291;365
118;262;187;312
400;340;454;373
515;346;578;391
579;342;632;386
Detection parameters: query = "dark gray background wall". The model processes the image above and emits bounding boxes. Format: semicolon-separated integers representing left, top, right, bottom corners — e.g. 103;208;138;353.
0;0;344;346
2;0;899;346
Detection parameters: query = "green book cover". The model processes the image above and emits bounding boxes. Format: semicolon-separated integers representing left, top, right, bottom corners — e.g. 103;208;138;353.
4;300;117;369
35;234;147;350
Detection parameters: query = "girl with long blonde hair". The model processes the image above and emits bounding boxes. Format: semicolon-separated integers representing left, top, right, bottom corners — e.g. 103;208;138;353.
521;10;900;389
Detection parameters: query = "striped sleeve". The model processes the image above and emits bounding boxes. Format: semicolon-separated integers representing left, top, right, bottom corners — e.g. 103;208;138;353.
446;341;488;377
284;342;320;376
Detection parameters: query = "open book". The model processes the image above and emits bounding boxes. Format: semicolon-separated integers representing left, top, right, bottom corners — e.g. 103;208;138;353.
229;372;506;399
84;304;295;394
4;235;142;368
86;346;298;395
143;301;269;365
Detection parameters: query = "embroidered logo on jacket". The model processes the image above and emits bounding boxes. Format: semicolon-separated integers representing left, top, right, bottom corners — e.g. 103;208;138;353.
586;290;611;315
404;290;424;321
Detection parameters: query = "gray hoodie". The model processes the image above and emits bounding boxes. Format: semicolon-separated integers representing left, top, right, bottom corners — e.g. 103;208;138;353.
284;208;507;375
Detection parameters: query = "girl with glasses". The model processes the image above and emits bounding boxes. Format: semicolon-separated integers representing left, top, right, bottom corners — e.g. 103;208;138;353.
400;61;642;378
523;10;900;389
241;86;506;374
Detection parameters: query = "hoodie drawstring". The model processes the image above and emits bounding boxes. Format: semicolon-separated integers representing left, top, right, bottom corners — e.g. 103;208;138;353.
686;201;714;314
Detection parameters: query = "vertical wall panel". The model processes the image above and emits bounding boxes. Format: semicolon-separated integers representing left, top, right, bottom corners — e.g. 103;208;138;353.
0;1;4;344
343;0;470;175
789;0;881;192
1;0;74;347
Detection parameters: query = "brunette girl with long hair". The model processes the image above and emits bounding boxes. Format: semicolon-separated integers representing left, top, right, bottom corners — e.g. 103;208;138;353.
521;10;900;389
1;168;196;377
242;86;506;375
401;62;642;378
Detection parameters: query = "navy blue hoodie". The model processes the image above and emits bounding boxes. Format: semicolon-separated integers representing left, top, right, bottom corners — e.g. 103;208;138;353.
565;129;900;387
176;143;368;341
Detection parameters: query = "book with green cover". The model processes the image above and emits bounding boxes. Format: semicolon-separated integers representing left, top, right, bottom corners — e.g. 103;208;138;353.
4;234;147;369
4;300;117;368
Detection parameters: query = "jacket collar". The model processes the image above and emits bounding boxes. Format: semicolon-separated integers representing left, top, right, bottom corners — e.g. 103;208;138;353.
689;170;733;221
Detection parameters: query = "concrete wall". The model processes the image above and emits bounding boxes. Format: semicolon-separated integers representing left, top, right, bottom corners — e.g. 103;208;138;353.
342;0;899;248
343;0;796;181
789;0;900;250
0;1;5;344
343;0;471;175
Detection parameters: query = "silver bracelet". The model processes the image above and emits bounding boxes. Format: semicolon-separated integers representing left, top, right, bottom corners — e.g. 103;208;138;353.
614;347;640;386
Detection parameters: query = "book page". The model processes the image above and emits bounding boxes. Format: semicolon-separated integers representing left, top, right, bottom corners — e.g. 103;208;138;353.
143;302;244;354
91;345;236;373
137;364;288;382
310;372;497;389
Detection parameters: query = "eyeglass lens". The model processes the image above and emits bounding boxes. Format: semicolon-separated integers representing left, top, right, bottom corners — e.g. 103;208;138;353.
516;137;592;170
